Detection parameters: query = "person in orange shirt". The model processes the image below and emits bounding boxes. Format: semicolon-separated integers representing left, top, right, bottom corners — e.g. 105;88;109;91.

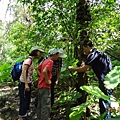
36;48;59;120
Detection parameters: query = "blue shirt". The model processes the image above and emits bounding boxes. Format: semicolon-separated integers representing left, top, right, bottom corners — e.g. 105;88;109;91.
85;48;112;81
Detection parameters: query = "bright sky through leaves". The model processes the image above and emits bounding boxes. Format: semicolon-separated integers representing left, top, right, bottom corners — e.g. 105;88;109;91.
0;0;13;22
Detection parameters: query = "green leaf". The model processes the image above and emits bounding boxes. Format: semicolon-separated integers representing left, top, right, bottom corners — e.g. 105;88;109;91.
80;85;110;101
55;90;82;105
107;0;116;3
69;113;81;120
69;102;91;120
104;66;120;89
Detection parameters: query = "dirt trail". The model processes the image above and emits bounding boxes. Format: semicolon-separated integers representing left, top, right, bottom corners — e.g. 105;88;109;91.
0;84;37;120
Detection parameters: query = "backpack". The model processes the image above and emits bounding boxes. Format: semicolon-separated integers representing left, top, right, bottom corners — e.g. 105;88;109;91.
11;61;24;82
102;53;112;74
96;50;112;74
11;57;32;82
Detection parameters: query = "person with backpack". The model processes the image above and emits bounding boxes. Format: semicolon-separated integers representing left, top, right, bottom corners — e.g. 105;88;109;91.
36;48;59;120
18;46;45;120
68;40;113;119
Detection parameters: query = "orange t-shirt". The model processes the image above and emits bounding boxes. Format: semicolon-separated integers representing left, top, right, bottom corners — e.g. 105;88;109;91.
37;58;53;89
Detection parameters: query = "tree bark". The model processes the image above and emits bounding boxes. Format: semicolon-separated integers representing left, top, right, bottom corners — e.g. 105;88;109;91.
74;0;91;119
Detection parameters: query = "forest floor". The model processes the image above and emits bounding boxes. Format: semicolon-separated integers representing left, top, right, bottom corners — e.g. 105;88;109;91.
0;83;66;120
0;83;23;120
0;83;120;120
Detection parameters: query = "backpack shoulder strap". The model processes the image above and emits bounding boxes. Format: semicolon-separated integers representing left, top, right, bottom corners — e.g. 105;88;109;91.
29;57;33;66
25;56;33;66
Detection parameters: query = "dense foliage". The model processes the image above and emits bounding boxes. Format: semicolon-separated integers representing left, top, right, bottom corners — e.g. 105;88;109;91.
0;0;120;119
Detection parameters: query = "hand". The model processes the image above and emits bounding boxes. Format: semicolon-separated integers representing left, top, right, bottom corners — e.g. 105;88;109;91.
68;66;74;71
46;80;51;85
25;84;30;91
55;80;58;85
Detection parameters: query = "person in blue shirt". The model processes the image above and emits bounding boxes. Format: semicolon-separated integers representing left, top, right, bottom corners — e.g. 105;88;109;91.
68;40;112;119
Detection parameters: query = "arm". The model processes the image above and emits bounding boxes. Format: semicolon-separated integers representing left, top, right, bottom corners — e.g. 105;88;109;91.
56;67;61;85
37;59;45;77
68;64;91;72
56;58;63;84
36;68;40;77
22;64;30;91
43;68;51;84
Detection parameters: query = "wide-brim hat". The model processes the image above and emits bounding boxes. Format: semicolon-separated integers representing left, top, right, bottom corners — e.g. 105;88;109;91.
58;53;67;58
31;46;45;53
58;48;67;58
48;48;59;55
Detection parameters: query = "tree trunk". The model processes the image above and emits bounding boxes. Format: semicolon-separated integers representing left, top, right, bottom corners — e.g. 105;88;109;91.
74;0;91;119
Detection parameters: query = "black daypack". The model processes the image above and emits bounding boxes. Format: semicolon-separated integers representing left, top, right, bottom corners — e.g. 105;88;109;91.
96;50;112;73
11;57;32;82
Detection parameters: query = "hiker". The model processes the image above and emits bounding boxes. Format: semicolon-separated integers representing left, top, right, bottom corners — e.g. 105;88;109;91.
68;40;113;119
18;46;45;120
36;48;67;108
51;48;67;107
36;48;59;120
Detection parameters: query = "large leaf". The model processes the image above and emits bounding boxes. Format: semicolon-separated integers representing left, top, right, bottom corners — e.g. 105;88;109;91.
80;85;110;101
104;66;120;89
69;102;91;120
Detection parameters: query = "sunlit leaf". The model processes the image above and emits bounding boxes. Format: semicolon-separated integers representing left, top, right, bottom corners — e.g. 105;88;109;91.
69;102;91;120
80;85;110;101
104;66;120;89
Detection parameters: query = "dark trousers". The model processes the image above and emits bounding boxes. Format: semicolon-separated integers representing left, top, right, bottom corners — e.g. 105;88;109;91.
18;82;31;116
51;75;57;107
99;80;113;119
